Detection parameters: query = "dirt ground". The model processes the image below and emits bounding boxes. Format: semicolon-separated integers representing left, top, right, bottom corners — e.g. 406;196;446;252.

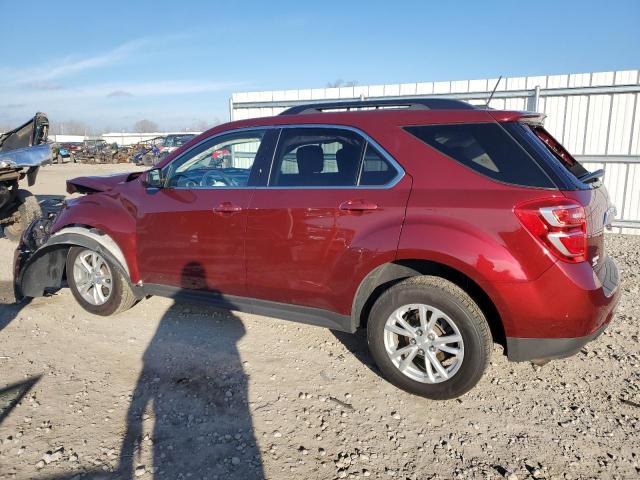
0;162;638;480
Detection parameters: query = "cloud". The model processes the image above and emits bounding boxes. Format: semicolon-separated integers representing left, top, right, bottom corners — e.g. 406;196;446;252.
106;90;133;97
2;103;25;109
0;37;154;87
26;81;64;91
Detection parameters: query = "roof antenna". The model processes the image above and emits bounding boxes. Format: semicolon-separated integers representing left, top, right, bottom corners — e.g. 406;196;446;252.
485;76;503;107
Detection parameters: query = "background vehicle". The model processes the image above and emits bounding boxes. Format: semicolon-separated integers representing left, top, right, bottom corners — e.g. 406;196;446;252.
0;112;50;240
49;141;71;164
158;134;196;159
75;139;119;163
14;100;620;399
130;136;165;166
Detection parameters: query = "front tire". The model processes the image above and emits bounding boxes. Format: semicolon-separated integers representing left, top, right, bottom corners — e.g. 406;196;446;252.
66;246;137;316
367;276;492;399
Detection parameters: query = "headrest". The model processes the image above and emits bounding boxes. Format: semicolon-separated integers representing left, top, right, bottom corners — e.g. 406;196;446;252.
296;145;324;175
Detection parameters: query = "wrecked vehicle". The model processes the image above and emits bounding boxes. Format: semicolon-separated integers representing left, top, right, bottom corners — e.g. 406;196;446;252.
0;112;50;240
75;139;118;163
13;99;620;399
130;136;164;166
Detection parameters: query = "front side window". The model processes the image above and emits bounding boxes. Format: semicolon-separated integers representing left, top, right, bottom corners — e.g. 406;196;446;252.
164;130;267;189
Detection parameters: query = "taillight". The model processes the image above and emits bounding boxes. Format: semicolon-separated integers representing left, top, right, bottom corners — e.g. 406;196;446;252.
514;198;587;263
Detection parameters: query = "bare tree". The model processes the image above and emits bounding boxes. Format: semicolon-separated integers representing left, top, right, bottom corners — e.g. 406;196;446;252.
49;120;91;136
133;119;160;133
326;80;359;88
187;118;221;132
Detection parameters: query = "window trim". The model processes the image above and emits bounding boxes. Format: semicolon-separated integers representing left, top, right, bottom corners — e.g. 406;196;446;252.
161;124;404;190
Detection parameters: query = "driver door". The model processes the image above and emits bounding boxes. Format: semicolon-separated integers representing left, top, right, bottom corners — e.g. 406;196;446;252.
135;128;277;297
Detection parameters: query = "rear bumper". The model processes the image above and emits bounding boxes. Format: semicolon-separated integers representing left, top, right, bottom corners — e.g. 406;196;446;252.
506;314;611;362
492;256;621;362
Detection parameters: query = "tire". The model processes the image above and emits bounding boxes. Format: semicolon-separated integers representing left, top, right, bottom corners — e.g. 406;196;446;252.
57;154;63;164
66;246;137;316
3;190;42;241
367;276;492;399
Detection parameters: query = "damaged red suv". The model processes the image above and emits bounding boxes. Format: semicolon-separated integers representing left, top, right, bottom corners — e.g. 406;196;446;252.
14;99;620;399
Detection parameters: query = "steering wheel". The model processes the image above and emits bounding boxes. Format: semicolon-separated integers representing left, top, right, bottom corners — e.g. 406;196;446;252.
169;173;199;188
201;169;236;187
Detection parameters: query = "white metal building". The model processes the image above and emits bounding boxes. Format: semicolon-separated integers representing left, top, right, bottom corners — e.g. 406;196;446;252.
230;70;640;234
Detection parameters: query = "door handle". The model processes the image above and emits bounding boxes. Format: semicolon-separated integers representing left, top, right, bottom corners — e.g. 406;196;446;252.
339;199;379;211
213;202;243;213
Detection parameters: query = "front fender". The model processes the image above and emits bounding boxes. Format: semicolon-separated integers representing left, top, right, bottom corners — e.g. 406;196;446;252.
52;193;139;281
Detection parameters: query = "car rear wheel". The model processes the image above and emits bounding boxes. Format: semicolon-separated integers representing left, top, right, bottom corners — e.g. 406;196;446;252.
66;246;137;316
367;276;492;399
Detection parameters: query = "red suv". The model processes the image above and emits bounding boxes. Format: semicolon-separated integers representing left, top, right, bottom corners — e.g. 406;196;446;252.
14;99;620;399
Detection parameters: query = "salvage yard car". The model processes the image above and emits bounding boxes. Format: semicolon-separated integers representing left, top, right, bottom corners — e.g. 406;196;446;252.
13;99;620;399
0;112;50;239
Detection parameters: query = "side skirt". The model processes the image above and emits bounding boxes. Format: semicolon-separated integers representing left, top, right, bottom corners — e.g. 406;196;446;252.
141;284;355;333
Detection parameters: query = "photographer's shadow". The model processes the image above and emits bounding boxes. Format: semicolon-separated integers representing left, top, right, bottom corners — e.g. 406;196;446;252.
117;262;264;479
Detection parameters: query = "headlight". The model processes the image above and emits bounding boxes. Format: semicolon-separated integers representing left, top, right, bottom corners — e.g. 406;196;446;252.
0;159;18;169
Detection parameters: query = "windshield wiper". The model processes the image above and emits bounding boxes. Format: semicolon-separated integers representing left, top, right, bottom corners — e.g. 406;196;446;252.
579;168;605;183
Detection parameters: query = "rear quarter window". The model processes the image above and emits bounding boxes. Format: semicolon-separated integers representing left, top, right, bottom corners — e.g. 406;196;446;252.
404;123;555;188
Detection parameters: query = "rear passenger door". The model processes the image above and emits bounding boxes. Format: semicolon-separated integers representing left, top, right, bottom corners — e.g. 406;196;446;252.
245;126;412;316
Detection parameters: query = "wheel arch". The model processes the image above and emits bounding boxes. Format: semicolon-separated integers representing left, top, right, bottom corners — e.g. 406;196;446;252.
16;225;137;300
351;258;506;347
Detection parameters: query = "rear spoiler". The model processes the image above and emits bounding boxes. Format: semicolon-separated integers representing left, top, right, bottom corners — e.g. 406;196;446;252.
488;111;546;125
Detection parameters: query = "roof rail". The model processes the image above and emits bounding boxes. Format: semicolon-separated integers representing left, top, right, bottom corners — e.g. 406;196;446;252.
279;98;476;115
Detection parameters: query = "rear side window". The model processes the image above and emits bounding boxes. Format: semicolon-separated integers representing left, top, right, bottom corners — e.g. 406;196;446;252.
360;144;397;186
269;127;400;187
405;123;554;188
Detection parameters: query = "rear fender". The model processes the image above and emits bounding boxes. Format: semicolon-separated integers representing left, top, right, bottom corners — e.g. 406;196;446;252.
15;227;137;300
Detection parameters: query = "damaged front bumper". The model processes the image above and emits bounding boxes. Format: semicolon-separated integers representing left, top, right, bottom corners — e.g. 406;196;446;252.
13;215;63;301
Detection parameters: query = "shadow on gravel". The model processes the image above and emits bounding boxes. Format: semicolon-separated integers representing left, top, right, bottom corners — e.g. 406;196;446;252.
0;375;41;425
331;328;382;378
0;280;31;333
115;261;265;479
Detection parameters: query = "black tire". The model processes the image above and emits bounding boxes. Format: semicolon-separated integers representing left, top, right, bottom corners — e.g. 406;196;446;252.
66;246;137;316
367;276;492;399
3;190;42;241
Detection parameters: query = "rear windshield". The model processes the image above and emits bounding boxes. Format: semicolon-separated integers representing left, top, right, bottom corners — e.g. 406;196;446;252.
502;122;592;189
404;123;554;188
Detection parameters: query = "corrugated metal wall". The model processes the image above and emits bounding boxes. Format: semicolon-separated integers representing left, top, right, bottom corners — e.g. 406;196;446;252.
230;70;640;234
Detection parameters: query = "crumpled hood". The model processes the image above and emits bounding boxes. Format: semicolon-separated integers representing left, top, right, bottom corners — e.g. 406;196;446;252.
67;172;133;194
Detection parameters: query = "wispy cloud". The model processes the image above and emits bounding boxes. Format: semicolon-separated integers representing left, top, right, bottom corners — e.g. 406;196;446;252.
27;81;65;91
0;37;154;87
106;90;133;97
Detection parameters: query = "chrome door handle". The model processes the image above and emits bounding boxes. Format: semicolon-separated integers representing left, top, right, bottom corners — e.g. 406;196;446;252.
339;199;379;211
213;202;242;213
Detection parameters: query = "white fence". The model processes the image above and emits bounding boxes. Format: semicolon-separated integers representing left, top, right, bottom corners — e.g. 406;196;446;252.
230;70;640;234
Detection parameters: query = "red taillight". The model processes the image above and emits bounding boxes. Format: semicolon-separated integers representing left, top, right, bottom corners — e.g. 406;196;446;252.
515;198;587;263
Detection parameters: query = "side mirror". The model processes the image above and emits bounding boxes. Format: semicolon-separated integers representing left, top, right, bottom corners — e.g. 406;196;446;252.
144;168;164;188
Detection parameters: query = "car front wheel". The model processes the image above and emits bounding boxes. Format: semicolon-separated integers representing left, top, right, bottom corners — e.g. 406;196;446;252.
367;276;492;399
66;246;137;316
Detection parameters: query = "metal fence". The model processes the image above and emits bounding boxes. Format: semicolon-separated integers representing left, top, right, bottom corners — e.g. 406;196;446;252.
231;70;640;234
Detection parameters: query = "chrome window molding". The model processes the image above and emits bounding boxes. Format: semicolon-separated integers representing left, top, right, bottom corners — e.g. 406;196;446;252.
161;124;405;190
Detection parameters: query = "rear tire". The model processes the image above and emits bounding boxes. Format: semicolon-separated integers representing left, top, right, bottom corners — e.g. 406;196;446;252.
66;246;137;316
367;276;492;399
3;191;42;241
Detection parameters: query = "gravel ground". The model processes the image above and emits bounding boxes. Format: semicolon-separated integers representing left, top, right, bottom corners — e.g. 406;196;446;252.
0;163;638;480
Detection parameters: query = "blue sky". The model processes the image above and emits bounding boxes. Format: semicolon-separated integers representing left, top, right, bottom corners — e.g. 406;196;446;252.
1;0;638;131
